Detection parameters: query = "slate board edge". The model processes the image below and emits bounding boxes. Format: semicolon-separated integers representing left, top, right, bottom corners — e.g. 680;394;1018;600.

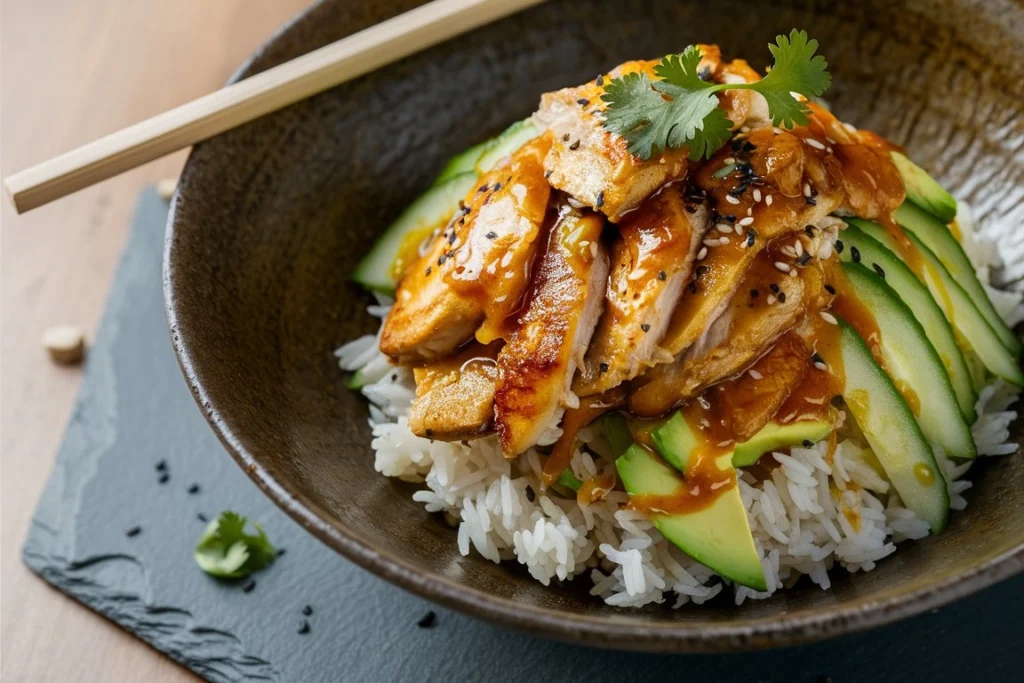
21;189;277;683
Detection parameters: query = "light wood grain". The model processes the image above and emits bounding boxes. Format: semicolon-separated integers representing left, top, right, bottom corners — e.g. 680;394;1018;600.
4;0;544;214
0;1;314;680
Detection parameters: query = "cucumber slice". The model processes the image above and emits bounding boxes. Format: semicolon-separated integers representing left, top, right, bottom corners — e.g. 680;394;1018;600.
842;220;977;422
894;201;1022;356
351;172;477;294
473;119;540;175
853;220;1024;387
822;321;949;532
890;152;957;223
433;140;490;185
841;262;976;460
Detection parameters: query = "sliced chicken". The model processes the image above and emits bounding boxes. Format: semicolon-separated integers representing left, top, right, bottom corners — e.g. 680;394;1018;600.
574;184;710;396
654;126;846;360
629;251;819;416
380;136;552;363
533;46;760;223
494;205;609;457
409;343;501;441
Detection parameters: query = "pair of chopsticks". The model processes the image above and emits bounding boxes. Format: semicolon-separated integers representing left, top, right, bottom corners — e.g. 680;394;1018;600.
3;0;545;214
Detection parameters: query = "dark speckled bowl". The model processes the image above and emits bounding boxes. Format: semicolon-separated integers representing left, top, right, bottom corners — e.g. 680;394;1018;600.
165;0;1024;651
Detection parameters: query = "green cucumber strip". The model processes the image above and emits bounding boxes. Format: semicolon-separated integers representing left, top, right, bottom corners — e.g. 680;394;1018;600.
823;321;949;532
841;262;976;459
853;220;1023;387
894;201;1021;356
433;140;490;185
890;151;957;223
473;119;539;175
842;221;977;422
351;172;477;294
346;369;367;390
557;469;583;492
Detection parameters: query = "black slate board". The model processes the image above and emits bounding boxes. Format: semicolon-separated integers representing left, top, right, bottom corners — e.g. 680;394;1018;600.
23;190;1024;682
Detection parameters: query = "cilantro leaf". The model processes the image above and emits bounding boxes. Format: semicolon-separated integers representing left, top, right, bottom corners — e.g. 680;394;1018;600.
194;511;276;579
754;29;831;128
600;29;831;160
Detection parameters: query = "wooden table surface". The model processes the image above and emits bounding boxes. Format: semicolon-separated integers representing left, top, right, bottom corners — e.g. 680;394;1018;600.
0;1;313;680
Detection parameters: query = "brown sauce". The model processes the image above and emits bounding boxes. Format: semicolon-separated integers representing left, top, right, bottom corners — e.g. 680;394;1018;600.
577;472;617;504
627;441;736;516
542;389;625;486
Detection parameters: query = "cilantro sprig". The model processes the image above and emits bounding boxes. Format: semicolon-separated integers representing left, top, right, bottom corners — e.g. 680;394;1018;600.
194;511;276;579
601;29;831;161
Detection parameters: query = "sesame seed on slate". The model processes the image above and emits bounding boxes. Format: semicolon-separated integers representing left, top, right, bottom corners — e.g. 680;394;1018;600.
298;620;311;635
641;324;651;333
155;460;167;472
302;605;314;616
197;513;208;522
569;139;581;151
417;611;438;628
158;473;170;484
243;580;256;593
596;191;605;208
276;548;287;557
835;239;844;254
873;263;886;278
658;270;667;281
851;246;861;263
125;526;142;537
187;483;201;494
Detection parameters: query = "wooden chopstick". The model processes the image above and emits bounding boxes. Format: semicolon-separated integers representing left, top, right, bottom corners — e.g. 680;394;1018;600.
3;0;546;214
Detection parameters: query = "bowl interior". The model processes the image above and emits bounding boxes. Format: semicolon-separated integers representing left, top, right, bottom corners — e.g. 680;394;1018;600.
166;0;1024;650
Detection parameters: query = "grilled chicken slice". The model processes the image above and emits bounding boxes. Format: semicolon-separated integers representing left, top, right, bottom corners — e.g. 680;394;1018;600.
409;343;501;441
495;205;609;457
629;252;819;416
380;136;552;363
654;126;846;361
574;184;710;396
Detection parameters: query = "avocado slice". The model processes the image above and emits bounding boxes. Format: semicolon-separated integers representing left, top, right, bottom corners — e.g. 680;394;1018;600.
732;420;833;467
611;414;766;590
556;469;583;492
819;320;949;532
890;151;957;224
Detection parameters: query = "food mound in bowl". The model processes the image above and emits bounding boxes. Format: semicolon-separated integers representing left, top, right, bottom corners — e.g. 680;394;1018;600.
338;31;1023;608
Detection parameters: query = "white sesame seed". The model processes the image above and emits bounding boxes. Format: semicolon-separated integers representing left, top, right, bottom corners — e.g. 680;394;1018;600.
703;238;719;247
814;361;828;371
734;223;745;234
782;246;797;258
579;240;590;248
740;125;751;133
841;122;857;134
738;216;754;226
794;240;804;256
803;183;812;197
826;147;834;153
697;247;708;260
820;311;838;325
773;127;783;135
774;261;791;273
748;369;763;380
789;268;798;277
753;189;762;202
590;242;598;257
765;194;773;206
725;195;740;205
715;223;731;233
724;157;736;164
746;207;753;216
720;236;731;244
767;294;777;305
805;138;826;150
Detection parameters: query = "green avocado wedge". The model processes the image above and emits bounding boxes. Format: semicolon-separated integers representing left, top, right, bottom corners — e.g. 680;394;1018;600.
731;420;834;468
840;262;976;460
851;220;1024;387
893;201;1022;356
818;321;949;532
890;151;957;224
841;220;977;422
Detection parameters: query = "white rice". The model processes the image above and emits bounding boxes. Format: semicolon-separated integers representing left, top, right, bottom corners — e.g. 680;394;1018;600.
336;209;1022;608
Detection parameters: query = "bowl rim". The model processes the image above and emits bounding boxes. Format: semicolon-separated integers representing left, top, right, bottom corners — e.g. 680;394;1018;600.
163;0;1024;652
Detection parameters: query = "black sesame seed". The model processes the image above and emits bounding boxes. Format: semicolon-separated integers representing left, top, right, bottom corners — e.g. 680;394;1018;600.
697;66;713;82
684;204;697;214
725;214;737;223
641;324;651;333
525;485;536;503
125;526;141;537
805;196;817;205
746;229;756;247
302;605;314;616
243;580;256;593
825;284;836;295
805;224;816;236
298;620;311;635
437;254;446;267
187;483;201;495
851;246;861;263
750;289;759;298
770;283;780;294
425;429;434;438
803;440;814;448
562;133;570;142
197;513;208;522
485;231;497;240
873;263;886;279
778;292;787;303
687;280;698;294
577;98;590;106
596;191;605;208
417;611;437;628
544;169;553;178
276;548;287;557
742;141;757;153
425;266;432;276
458;200;466;211
696;265;708;277
812;352;826;365
834;239;844;254
492;182;502;192
569;139;581;151
658;270;667;281
448;231;457;245
595;75;604;86
599;362;609;374
798;252;812;266
158;473;170;484
155;460;167;472
478;184;488;193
